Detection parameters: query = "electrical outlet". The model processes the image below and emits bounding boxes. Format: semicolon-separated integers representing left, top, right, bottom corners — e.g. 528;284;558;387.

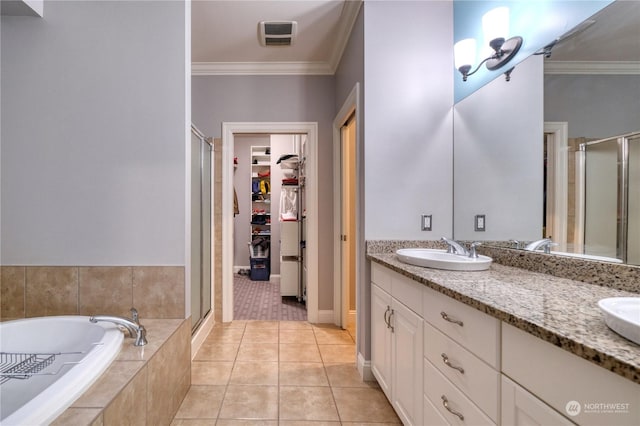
474;214;486;232
421;214;432;231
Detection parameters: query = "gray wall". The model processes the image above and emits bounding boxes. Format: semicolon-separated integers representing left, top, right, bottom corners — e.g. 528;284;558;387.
335;6;364;112
364;0;454;240
192;75;335;309
544;75;640;139
1;0;187;265
453;55;544;241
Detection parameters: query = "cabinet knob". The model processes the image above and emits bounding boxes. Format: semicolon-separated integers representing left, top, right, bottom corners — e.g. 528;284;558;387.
441;353;465;374
440;311;464;327
441;395;464;421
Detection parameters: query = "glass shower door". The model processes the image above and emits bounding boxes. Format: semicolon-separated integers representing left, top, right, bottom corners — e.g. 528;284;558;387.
190;127;212;331
583;138;619;259
627;135;640;265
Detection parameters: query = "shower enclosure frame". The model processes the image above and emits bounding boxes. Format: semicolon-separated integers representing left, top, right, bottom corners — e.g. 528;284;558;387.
575;131;638;263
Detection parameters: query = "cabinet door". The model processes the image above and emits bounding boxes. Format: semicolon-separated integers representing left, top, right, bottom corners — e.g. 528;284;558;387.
371;284;392;399
502;376;573;426
391;299;423;426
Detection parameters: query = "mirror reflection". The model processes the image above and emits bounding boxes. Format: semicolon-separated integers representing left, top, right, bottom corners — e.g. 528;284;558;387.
453;0;640;265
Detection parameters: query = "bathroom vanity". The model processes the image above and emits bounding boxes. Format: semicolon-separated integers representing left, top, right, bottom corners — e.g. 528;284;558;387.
368;247;639;426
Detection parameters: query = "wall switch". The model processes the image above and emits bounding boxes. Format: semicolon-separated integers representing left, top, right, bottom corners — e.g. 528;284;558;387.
421;214;432;231
474;214;486;232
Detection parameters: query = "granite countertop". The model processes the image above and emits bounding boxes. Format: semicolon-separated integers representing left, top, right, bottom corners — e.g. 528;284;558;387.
368;252;640;385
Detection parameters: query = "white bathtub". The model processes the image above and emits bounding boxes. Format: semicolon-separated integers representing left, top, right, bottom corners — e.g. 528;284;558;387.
0;316;124;425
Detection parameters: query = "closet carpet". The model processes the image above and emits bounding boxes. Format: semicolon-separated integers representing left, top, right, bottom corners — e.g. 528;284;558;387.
234;274;307;321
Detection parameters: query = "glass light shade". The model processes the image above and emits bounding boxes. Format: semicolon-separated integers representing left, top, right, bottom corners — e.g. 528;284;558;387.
454;38;477;69
482;7;509;43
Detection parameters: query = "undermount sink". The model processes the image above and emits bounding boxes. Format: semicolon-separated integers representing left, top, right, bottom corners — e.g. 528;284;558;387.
396;248;492;271
598;297;640;345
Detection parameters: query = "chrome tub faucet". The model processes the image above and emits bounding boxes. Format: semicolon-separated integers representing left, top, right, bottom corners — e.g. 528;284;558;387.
90;308;148;346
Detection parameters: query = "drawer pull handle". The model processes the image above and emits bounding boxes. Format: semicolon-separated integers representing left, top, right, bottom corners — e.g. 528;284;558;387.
441;353;465;374
384;306;391;329
441;395;464;421
440;311;464;327
389;309;395;333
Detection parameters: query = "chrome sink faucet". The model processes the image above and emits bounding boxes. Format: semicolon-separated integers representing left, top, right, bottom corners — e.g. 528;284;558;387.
90;308;148;346
441;237;469;256
524;238;555;254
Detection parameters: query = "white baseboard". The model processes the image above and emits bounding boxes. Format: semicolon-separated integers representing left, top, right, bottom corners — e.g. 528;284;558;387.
358;352;375;382
317;310;334;324
233;265;250;274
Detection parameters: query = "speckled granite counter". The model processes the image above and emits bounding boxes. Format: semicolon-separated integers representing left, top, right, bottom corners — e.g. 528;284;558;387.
367;252;640;385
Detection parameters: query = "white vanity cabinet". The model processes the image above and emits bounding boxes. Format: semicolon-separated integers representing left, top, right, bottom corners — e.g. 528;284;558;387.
371;263;424;426
370;261;640;426
502;323;640;426
501;375;574;426
422;285;500;425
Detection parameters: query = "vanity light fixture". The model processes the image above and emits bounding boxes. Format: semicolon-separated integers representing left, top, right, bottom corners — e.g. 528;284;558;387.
454;7;523;81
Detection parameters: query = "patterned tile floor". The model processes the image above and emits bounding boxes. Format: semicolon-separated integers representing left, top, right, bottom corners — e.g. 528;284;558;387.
171;321;401;425
234;274;307;321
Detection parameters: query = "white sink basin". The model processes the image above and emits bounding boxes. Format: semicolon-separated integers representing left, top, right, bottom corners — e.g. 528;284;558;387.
598;297;640;345
396;248;492;271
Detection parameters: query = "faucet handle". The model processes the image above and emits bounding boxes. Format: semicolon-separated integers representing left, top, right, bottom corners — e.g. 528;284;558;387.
468;242;482;258
130;307;139;324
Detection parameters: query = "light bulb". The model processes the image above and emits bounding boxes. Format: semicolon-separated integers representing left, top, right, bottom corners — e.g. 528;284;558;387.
482;7;510;49
454;38;477;70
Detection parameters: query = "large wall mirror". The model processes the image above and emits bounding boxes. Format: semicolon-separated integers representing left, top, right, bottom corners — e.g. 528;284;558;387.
453;0;640;266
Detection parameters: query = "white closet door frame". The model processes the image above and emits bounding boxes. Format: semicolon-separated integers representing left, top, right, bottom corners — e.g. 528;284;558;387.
222;122;318;323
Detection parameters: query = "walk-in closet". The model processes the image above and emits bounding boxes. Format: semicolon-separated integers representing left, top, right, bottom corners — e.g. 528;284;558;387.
233;134;307;320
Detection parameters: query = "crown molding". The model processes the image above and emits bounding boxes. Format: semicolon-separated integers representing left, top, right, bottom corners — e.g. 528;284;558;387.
545;61;640;75
328;0;363;74
192;61;334;76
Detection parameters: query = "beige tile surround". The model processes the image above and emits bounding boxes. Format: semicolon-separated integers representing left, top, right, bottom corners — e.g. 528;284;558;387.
51;318;191;426
0;265;184;320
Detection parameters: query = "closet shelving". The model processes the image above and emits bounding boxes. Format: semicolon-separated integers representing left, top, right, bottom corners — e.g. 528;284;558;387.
250;146;271;281
250;146;271;238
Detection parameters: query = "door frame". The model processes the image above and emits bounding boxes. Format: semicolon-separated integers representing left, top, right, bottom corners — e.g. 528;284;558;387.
333;83;361;327
221;122;319;322
544;122;569;251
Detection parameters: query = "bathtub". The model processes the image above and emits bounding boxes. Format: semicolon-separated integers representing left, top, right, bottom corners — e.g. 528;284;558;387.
0;316;124;425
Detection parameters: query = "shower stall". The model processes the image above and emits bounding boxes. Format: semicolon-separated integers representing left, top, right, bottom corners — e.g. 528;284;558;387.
190;126;213;331
575;132;640;265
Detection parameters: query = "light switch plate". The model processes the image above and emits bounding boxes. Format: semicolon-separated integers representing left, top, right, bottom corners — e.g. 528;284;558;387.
475;214;486;232
421;214;432;231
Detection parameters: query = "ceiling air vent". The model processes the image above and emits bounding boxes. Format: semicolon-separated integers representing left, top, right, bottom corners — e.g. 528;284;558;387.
259;21;297;46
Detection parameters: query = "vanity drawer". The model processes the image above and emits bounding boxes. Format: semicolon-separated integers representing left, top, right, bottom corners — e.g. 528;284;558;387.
371;262;392;293
372;263;423;315
392;272;423;315
424;358;495;426
423;285;500;368
424;321;499;422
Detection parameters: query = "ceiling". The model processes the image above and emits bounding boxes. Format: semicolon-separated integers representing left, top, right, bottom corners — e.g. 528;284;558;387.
545;0;640;74
190;0;638;76
191;0;361;75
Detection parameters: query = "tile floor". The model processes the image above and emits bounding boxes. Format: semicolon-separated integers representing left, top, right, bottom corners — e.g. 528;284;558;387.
171;320;401;425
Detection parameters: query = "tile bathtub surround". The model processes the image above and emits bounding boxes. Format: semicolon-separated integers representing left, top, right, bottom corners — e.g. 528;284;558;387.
368;252;640;384
172;320;402;424
0;265;185;319
366;240;640;293
52;318;190;426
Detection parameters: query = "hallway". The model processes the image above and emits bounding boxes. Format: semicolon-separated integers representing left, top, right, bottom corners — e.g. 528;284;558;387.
172;321;400;424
